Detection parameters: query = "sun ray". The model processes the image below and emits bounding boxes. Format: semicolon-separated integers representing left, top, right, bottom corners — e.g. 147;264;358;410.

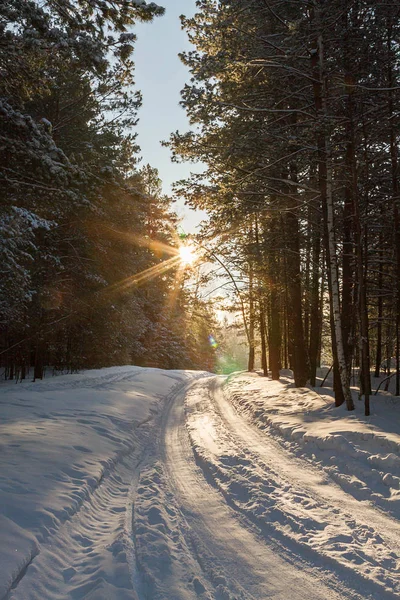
166;263;187;310
97;228;199;303
104;256;181;297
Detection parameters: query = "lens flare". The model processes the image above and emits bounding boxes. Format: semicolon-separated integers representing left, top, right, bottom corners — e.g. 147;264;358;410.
208;335;218;349
179;245;195;265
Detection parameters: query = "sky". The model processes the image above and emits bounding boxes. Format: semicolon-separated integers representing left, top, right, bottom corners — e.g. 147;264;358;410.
133;0;207;233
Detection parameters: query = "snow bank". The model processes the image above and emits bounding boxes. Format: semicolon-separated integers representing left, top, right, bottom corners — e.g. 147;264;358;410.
0;366;198;599
224;373;400;517
210;373;400;596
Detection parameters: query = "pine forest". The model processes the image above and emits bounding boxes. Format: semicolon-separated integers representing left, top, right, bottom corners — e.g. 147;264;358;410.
0;0;219;379
2;0;400;417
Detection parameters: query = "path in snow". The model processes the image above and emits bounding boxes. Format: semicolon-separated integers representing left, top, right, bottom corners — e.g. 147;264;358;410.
163;380;347;600
2;368;399;599
134;375;400;599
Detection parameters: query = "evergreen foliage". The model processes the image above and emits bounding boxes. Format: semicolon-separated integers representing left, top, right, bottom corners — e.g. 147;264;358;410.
0;0;218;379
168;0;400;414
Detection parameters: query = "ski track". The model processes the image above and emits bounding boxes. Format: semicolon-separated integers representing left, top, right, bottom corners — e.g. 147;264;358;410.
6;449;143;600
3;383;152;599
1;368;196;600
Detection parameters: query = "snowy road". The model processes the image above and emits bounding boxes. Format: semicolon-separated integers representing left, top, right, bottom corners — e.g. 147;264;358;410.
1;367;399;599
135;375;400;599
163;379;345;600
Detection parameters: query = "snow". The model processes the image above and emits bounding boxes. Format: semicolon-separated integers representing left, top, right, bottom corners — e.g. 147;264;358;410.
0;366;202;599
219;373;400;596
225;373;400;515
1;367;399;599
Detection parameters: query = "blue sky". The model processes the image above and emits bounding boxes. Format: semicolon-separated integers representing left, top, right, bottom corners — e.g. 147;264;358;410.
133;0;207;233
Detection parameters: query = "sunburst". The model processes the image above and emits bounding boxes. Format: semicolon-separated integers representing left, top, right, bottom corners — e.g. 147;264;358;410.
179;244;196;265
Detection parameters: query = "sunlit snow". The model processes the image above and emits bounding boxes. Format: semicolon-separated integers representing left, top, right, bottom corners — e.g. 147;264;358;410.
0;367;399;599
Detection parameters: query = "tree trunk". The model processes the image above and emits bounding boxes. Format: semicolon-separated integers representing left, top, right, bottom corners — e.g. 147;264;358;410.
269;287;281;380
282;197;308;387
346;77;371;413
304;207;312;346
309;198;322;386
259;299;268;376
248;262;255;371
311;9;353;409
283;302;288;370
34;339;44;381
325;148;355;410
374;239;384;378
265;210;281;380
342;115;355;378
387;22;400;396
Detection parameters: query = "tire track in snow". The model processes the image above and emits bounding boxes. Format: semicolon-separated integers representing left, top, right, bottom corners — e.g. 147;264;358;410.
184;377;400;599
162;379;350;600
132;378;223;600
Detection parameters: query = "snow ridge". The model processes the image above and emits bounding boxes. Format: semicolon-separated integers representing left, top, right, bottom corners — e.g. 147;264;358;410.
226;375;400;516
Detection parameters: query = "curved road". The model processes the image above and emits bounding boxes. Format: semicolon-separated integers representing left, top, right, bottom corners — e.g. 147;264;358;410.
159;376;380;600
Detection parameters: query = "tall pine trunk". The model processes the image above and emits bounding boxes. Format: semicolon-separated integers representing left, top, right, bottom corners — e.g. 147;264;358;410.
325;145;355;411
247;263;255;371
267;212;281;380
282;164;309;387
311;10;354;409
259;299;268;376
387;19;400;396
308;197;322;386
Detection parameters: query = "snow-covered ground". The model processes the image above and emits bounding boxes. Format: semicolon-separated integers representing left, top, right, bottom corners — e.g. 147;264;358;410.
0;367;202;599
1;367;399;599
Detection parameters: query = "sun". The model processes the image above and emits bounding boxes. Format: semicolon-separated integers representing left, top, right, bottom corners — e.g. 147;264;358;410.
179;244;196;265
